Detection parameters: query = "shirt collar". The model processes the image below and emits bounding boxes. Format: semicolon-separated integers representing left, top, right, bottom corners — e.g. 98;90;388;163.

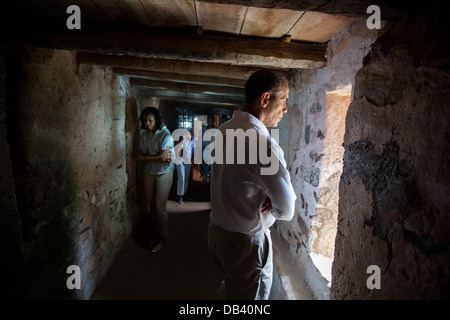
155;125;165;134
146;125;165;136
232;110;270;136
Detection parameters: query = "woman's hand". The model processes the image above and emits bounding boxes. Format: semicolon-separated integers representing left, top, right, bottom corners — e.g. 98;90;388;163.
138;147;172;163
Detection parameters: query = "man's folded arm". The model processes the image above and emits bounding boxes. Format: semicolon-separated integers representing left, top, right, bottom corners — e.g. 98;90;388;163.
258;161;296;221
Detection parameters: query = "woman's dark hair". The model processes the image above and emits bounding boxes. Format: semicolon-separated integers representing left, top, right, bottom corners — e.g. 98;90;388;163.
244;69;288;105
140;107;165;131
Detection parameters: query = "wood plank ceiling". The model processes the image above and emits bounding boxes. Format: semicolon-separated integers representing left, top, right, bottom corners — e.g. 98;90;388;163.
7;0;366;108
23;0;357;43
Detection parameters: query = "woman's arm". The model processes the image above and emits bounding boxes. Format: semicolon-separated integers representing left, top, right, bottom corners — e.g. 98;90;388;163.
138;147;171;163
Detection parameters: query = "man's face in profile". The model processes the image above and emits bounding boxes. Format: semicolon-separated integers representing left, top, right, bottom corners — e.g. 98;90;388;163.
263;82;289;128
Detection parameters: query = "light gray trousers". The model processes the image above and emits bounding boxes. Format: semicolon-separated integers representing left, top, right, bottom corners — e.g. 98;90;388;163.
208;222;273;300
176;163;191;196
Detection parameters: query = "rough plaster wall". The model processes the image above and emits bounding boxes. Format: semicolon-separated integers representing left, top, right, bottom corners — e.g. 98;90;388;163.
4;47;131;299
125;82;141;233
331;8;450;299
276;19;382;299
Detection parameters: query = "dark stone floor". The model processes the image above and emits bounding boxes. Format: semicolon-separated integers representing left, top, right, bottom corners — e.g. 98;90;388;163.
91;200;215;300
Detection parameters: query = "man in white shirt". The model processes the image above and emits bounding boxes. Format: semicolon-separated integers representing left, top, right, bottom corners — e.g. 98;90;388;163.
208;69;296;300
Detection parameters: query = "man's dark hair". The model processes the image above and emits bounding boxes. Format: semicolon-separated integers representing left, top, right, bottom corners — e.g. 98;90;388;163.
139;106;165;130
244;69;288;105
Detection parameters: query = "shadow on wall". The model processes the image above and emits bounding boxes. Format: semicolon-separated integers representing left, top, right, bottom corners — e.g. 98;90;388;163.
3;50;80;299
3;47;132;299
14;145;80;299
7;127;80;299
124;85;142;237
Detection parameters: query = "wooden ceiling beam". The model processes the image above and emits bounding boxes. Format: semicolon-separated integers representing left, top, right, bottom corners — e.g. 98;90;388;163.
130;78;245;97
77;52;283;80
20;22;326;69
113;68;246;88
158;98;239;108
137;88;242;107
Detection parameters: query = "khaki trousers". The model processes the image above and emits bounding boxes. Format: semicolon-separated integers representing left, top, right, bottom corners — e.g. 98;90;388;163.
143;170;173;237
208;222;273;300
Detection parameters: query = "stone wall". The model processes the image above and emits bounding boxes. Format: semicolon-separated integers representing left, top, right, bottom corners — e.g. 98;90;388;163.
276;18;382;299
125;83;141;234
331;7;450;299
2;46;134;299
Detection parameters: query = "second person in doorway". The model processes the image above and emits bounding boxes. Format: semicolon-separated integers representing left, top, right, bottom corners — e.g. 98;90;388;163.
175;130;195;204
138;107;175;254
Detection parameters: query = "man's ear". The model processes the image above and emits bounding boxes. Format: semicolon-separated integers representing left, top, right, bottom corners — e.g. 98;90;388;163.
260;92;270;108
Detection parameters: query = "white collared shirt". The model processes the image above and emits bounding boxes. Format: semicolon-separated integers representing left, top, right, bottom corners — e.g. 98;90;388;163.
210;110;296;235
